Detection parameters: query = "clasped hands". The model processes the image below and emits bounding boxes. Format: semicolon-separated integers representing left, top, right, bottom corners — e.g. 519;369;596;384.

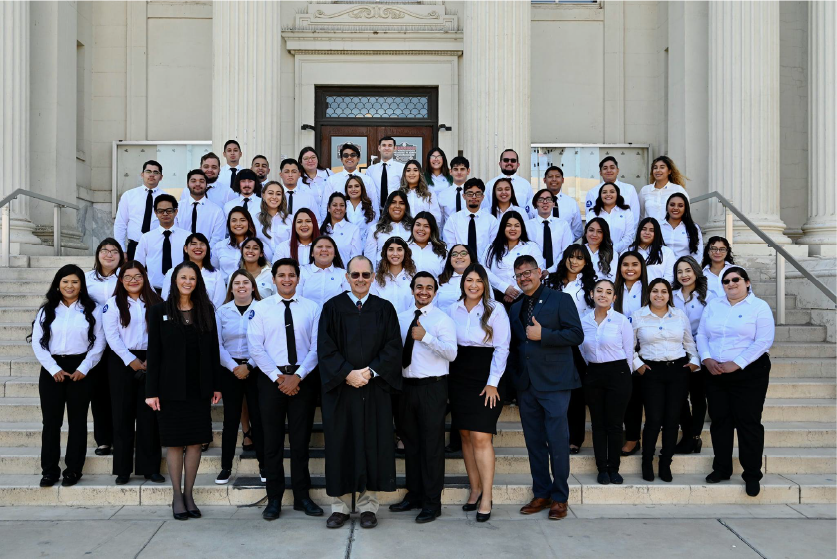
276;373;301;396
345;367;373;388
52;370;86;382
702;358;740;375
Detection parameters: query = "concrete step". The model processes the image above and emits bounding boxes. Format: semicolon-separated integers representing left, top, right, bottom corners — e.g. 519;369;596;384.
0;294;46;308
770;358;837;378
13;256;95;269
0;307;41;323
0;343;37;358
774;309;813;324
0;324;36;342
769;343;837;359
0;282;52;295
761;295;797;310
773;325;828;343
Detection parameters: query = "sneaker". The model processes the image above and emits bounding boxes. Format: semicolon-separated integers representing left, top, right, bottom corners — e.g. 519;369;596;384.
215;469;232;484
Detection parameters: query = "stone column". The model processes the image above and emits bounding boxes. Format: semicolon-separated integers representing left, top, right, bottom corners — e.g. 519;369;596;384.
705;1;791;244
212;1;282;163
799;1;836;247
0;1;41;253
461;1;531;181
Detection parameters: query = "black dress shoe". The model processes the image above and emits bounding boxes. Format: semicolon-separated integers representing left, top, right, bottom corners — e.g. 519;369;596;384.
475;503;492;523
609;471;624;484
570;446;580;455
395;447;406;456
39;475;59;488
187;507;202;519
326;512;349;528
145;473;165;483
597;472;610;485
94;445;112;456
444;444;461;454
262;498;282;520
415;508;441;523
359;511;377;528
115;475;130;485
61;472;82;487
705;471;731;484
461;493;482;512
658;462;673;483
745;479;761;497
389;498;422;512
294;498;324;517
172;500;189;521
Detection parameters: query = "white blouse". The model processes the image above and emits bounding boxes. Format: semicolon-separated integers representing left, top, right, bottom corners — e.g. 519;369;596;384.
364;221;411;266
435;273;463;313
161;265;227;309
101;295;148;366
344;200;378;248
592;206;636;253
586;244;619;282
447;299;511;387
84;270;119;309
253;266;276;298
274;240;313;267
631;306;700;370
215;299;258;371
703;263;733;300
637;244;677;283
661;220;702;261
492;204;527;223
696;293;775;370
673;288;715;337
369;270;415;314
427;173;452;193
580;308;634;367
31;302;106;376
255;212;292;258
212;240;245;281
299;263;350;307
322;219;362;266
402;188;443;225
555;275;593;319
408;242;446;279
639;183;689;224
619;281;645;321
298;169;332;205
482;242;546;294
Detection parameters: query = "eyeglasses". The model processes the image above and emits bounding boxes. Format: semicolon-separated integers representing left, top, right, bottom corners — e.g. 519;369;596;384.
142;170;161;176
449;250;470;258
349;271;373;279
341;153;359;159
536;197;554;204
464;192;484;199
301;156;318;162
514;268;538;280
722;277;742;285
155;208;175;215
709;247;728;254
122;274;143;283
502;158;517;163
429;155;443;160
98;249;120;256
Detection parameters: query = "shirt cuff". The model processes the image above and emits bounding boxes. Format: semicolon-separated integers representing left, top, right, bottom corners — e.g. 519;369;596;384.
370;368;379;378
223;359;238;372
420;332;435;346
688;355;700;368
46;364;62;376
76;364;90;375
121;352;137;367
733;356;750;370
294;366;307;380
267;368;280;382
699;351;712;363
632;356;646;371
487;373;501;387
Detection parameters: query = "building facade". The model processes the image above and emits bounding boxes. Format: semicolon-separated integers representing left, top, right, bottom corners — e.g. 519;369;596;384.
0;0;834;254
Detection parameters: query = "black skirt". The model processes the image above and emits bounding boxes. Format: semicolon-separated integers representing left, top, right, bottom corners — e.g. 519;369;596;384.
449;345;504;435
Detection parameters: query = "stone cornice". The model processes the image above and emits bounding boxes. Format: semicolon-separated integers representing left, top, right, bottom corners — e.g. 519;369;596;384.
287;2;459;33
283;31;463;55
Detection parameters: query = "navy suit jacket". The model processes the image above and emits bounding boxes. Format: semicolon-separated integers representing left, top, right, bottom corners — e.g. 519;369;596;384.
509;286;584;392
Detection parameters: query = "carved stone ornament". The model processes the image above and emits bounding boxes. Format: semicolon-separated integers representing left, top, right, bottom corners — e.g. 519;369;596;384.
289;2;459;32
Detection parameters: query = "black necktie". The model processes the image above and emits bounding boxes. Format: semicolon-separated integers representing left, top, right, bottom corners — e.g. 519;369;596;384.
191;202;198;233
455;187;462;212
162;230;173;274
230;167;237;188
543;220;554;270
288;191;294;214
467;214;477;256
380;164;388;209
141;189;153;234
552;200;560;218
402;309;422;368
282;300;298;366
242;197;250;212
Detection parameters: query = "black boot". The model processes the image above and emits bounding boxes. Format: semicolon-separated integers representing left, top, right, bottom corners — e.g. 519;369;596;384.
658;460;673;483
642;458;655;482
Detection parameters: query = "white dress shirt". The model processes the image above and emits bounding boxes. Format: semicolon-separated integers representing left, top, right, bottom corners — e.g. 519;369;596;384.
408;242;446;279
637;244;677;283
580;308;633;367
673;288;716;337
639;183;689;224
553;192;583;241
298;169;333;205
492;204;527;222
31;302;106;376
591;206;636;253
113;186;162;247
704;263;733;300
283;186;322;223
402;187;443;225
585;180;641;231
398;303;458;378
696;293;775;369
299;263;350;306
253;266;276;298
344;200;378;248
483;242;546;294
175;196;226;246
435;273;463;312
101;295;148;366
274;240;312;267
161;265;226;309
483;174;536;218
202;183;236;207
369;270;415;313
85;270;119;308
215;300;258;371
442;209;500;258
436;184;468;229
631;306;700;370
363;221;411;265
447;299;511;387
526;216;574;273
215;164;243;194
223;194;262;218
427;173;452;193
211;240;244;281
661;220;703;261
619;281;645;321
322;219;362;265
255;212;292;258
555;275;593;319
134;225;191;289
587;244;619;282
365;160;405;201
247;294;321;381
325;170;378;211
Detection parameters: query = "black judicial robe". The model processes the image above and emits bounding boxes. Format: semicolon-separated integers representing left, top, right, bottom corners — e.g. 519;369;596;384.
317;292;403;497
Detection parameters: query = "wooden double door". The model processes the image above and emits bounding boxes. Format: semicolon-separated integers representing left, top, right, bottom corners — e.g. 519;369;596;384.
320;126;434;172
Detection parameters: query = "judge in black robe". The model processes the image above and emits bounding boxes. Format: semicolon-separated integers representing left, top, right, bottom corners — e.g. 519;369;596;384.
318;255;403;526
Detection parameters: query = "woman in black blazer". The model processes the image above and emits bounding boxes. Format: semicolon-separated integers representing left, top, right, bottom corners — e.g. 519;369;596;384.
146;261;221;520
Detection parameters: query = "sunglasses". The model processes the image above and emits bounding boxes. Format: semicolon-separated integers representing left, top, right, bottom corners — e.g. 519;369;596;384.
349;271;373;279
722;277;742;285
502;158;517;163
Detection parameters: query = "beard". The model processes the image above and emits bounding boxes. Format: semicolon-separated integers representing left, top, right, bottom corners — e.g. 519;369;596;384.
501;168;516;176
205;175;218;184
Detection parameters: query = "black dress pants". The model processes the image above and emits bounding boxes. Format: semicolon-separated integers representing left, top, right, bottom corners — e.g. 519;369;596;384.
706;354;770;482
567;346;588;448
623;373;644;441
258;369;318;501
39;354;91;478
109;350;161;476
89;348;113;448
678;365;708;440
220;367;264;471
640;358;690;464
400;376;448;509
584;360;632;473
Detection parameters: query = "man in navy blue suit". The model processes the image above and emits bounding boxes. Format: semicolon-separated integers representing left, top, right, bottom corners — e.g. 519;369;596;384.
508;255;583;520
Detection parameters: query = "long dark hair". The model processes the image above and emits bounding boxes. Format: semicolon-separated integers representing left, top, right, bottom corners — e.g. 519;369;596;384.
239;236;269;269
375;236;416;287
29;265;97;351
459;263;495;343
165;261;215;332
424;147;451;185
547;244;596;309
613;250;649;314
344;175;376;225
702;236;735;269
665;192;700;255
672;255;708;306
92;237;124;281
298;146;329;186
582;217;615;278
630;217;666;266
114;261;162;328
321;191;348;232
374;190;412;239
182;232;215;272
593;182;630;215
399;160;433;202
409;211;447;259
309;235;345;269
289;209;320;262
226;207;257;246
439;244;477;285
486;210;530;267
648;278;675;308
490;177;520;217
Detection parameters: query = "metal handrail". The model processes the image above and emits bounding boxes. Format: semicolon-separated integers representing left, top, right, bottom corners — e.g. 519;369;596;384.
0;189;80;266
691;191;837;324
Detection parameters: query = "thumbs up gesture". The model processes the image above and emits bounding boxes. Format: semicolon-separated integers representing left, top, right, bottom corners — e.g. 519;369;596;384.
526;316;542;341
411;317;427;341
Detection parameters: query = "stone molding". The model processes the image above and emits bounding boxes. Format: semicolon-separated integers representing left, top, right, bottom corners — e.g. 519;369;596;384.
289;2;459;32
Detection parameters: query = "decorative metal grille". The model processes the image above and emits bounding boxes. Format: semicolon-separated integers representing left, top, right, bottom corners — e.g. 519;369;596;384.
325;95;429;119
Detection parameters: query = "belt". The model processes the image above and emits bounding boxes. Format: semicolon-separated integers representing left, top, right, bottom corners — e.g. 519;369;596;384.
642;356;688;367
277;365;297;375
233;358;249;365
403;375;447;386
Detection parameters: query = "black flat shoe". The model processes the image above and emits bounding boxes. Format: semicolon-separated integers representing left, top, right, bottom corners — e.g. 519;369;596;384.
294;498;324;517
570;446;580;455
597;472;610;485
187;507;202;519
745;479;760;497
462;493;482;512
705;471;731;484
172;501;189;521
145;473;165;483
115;475;130;485
415;508;441;523
389;498;422;512
94;445;112;456
61;472;82;487
621;441;640;457
609;472;624;484
201;443;210;452
39;475;59;488
475;502;492;522
263;498;281;520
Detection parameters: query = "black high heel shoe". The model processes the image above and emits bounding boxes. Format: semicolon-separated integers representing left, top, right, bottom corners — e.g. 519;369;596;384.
242;429;254;452
476;502;492;522
462;492;482;512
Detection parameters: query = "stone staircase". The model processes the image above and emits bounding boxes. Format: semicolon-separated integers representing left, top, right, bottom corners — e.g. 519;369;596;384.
0;256;833;507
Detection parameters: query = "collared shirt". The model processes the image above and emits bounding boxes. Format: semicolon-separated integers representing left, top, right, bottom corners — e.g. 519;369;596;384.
282;185;322;223
298;168;332;205
134;225;191;289
637;244;677;283
211;240;245;281
696;293;775;369
344;200;378;248
299;263;350;306
223;194;262;218
436;183;468;229
661;220;703;261
483;174;535;218
639;182;689;224
216;299;258;371
175;196;226;246
84;269;119;308
322;219;362;265
587;244;619;282
619;281;645;321
274;240;312;267
555;274;593;319
113;186;162;246
526;215;574;273
348;291;370;308
365;160;405;199
585;180;641;232
427;173;452;193
491;204;527;222
402;187;443;225
247;294;321;381
31;302;106;376
255;212;292;258
408;242;446;279
447;299;511;387
398;303;458;378
325;170;378;211
591;206;635;253
435;273;463;313
202;183;236;207
369;270;415;313
631;305;699;370
673;288;716;337
518;284;545;326
161;265;226;309
101;295;148;366
553;192;583;241
363;221;411;266
580;308;633;367
252;266;276;298
483;242;546;294
704;263;733;300
215;164;243;194
442;209;500;258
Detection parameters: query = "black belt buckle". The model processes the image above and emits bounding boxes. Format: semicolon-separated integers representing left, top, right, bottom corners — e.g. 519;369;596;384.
278;365;296;375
